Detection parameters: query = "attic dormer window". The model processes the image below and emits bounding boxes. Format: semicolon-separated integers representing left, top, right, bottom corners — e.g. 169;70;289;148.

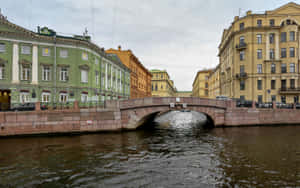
270;19;275;26
239;22;244;30
82;52;88;60
42;48;50;56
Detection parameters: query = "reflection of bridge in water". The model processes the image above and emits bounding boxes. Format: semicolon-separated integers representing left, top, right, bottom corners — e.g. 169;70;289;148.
109;97;300;129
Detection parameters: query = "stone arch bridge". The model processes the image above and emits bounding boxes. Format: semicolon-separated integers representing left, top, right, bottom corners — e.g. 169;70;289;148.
119;97;229;129
104;97;300;129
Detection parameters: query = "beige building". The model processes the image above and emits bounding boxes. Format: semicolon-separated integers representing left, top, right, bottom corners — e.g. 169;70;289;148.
218;2;300;103
192;69;212;98
175;91;192;97
150;69;176;97
208;65;221;99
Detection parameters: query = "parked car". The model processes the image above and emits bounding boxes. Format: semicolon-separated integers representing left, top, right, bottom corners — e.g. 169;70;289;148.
216;95;230;101
12;103;35;111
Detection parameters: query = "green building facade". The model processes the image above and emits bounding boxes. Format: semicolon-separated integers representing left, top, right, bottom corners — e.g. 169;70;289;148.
0;14;130;110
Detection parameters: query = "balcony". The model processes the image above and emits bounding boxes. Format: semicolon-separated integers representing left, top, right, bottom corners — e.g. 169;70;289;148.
279;87;300;94
236;43;247;50
235;72;248;79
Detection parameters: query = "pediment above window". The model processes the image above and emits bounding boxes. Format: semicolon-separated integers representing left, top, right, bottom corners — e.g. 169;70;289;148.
19;59;31;65
57;64;70;67
79;64;90;70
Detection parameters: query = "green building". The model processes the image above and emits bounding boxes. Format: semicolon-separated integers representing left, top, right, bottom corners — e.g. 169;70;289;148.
0;13;130;110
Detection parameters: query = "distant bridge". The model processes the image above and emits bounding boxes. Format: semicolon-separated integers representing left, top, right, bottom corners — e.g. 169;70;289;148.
105;97;300;129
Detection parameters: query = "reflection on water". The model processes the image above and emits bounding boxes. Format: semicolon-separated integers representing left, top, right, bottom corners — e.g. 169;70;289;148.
0;124;299;187
155;111;207;129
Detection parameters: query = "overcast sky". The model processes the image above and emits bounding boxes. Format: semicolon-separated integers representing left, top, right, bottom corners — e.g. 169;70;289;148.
1;0;298;90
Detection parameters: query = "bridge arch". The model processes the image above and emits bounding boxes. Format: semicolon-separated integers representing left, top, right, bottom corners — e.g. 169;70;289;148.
119;97;227;130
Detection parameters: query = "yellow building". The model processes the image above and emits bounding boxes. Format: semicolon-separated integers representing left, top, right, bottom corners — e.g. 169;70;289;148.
192;69;212;98
150;69;176;97
218;2;300;103
106;46;152;99
175;91;192;97
208;65;220;99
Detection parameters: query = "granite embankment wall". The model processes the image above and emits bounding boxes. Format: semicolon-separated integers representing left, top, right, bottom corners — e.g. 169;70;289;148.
0;101;122;137
225;107;300;126
1;99;300;137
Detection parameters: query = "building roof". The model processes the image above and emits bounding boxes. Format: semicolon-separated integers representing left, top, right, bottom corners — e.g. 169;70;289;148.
218;2;300;53
106;46;152;76
0;13;127;70
192;69;213;87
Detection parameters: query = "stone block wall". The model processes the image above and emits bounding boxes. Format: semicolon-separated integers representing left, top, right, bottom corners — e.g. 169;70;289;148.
0;109;122;137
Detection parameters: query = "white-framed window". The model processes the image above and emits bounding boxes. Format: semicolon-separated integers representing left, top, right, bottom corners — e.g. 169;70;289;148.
60;49;68;58
82;52;88;60
20;92;30;103
95;58;99;65
42;66;51;81
256;34;262;44
257;64;262;73
257;49;262;59
21;65;30;80
240;51;245;61
239;36;245;44
59;93;68;103
270;49;275;59
42;47;51;56
41;92;51;103
290;63;295;73
0;65;4;79
0;43;6;53
60;67;68;81
95;71;99;85
21;45;31;54
81;69;88;83
81;93;88;102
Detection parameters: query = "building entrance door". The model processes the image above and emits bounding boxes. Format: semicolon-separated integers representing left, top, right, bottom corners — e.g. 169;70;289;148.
0;90;11;111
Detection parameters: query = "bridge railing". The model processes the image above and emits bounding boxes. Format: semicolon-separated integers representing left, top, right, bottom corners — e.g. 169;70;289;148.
119;97;229;109
275;103;294;109
255;102;273;109
234;99;253;108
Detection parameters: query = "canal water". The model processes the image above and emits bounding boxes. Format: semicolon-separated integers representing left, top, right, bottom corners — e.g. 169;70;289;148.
0;112;299;187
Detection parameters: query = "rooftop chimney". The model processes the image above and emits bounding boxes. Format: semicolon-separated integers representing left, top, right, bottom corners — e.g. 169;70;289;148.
234;16;239;22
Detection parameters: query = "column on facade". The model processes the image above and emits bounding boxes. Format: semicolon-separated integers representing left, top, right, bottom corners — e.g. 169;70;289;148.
275;32;280;60
105;62;108;90
31;45;38;84
298;31;300;61
265;32;270;61
12;43;19;83
119;70;122;93
115;67;117;91
110;65;113;91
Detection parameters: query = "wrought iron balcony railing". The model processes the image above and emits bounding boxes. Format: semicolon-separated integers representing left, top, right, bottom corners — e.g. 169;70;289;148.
235;72;248;79
236;43;247;50
279;87;300;93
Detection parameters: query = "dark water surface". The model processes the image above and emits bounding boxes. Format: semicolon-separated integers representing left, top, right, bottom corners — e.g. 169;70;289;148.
0;126;299;187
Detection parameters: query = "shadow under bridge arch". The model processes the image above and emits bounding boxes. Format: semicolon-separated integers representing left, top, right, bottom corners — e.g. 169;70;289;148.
136;110;215;129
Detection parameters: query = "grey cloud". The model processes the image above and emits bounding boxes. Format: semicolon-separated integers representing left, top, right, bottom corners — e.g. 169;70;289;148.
1;0;295;90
